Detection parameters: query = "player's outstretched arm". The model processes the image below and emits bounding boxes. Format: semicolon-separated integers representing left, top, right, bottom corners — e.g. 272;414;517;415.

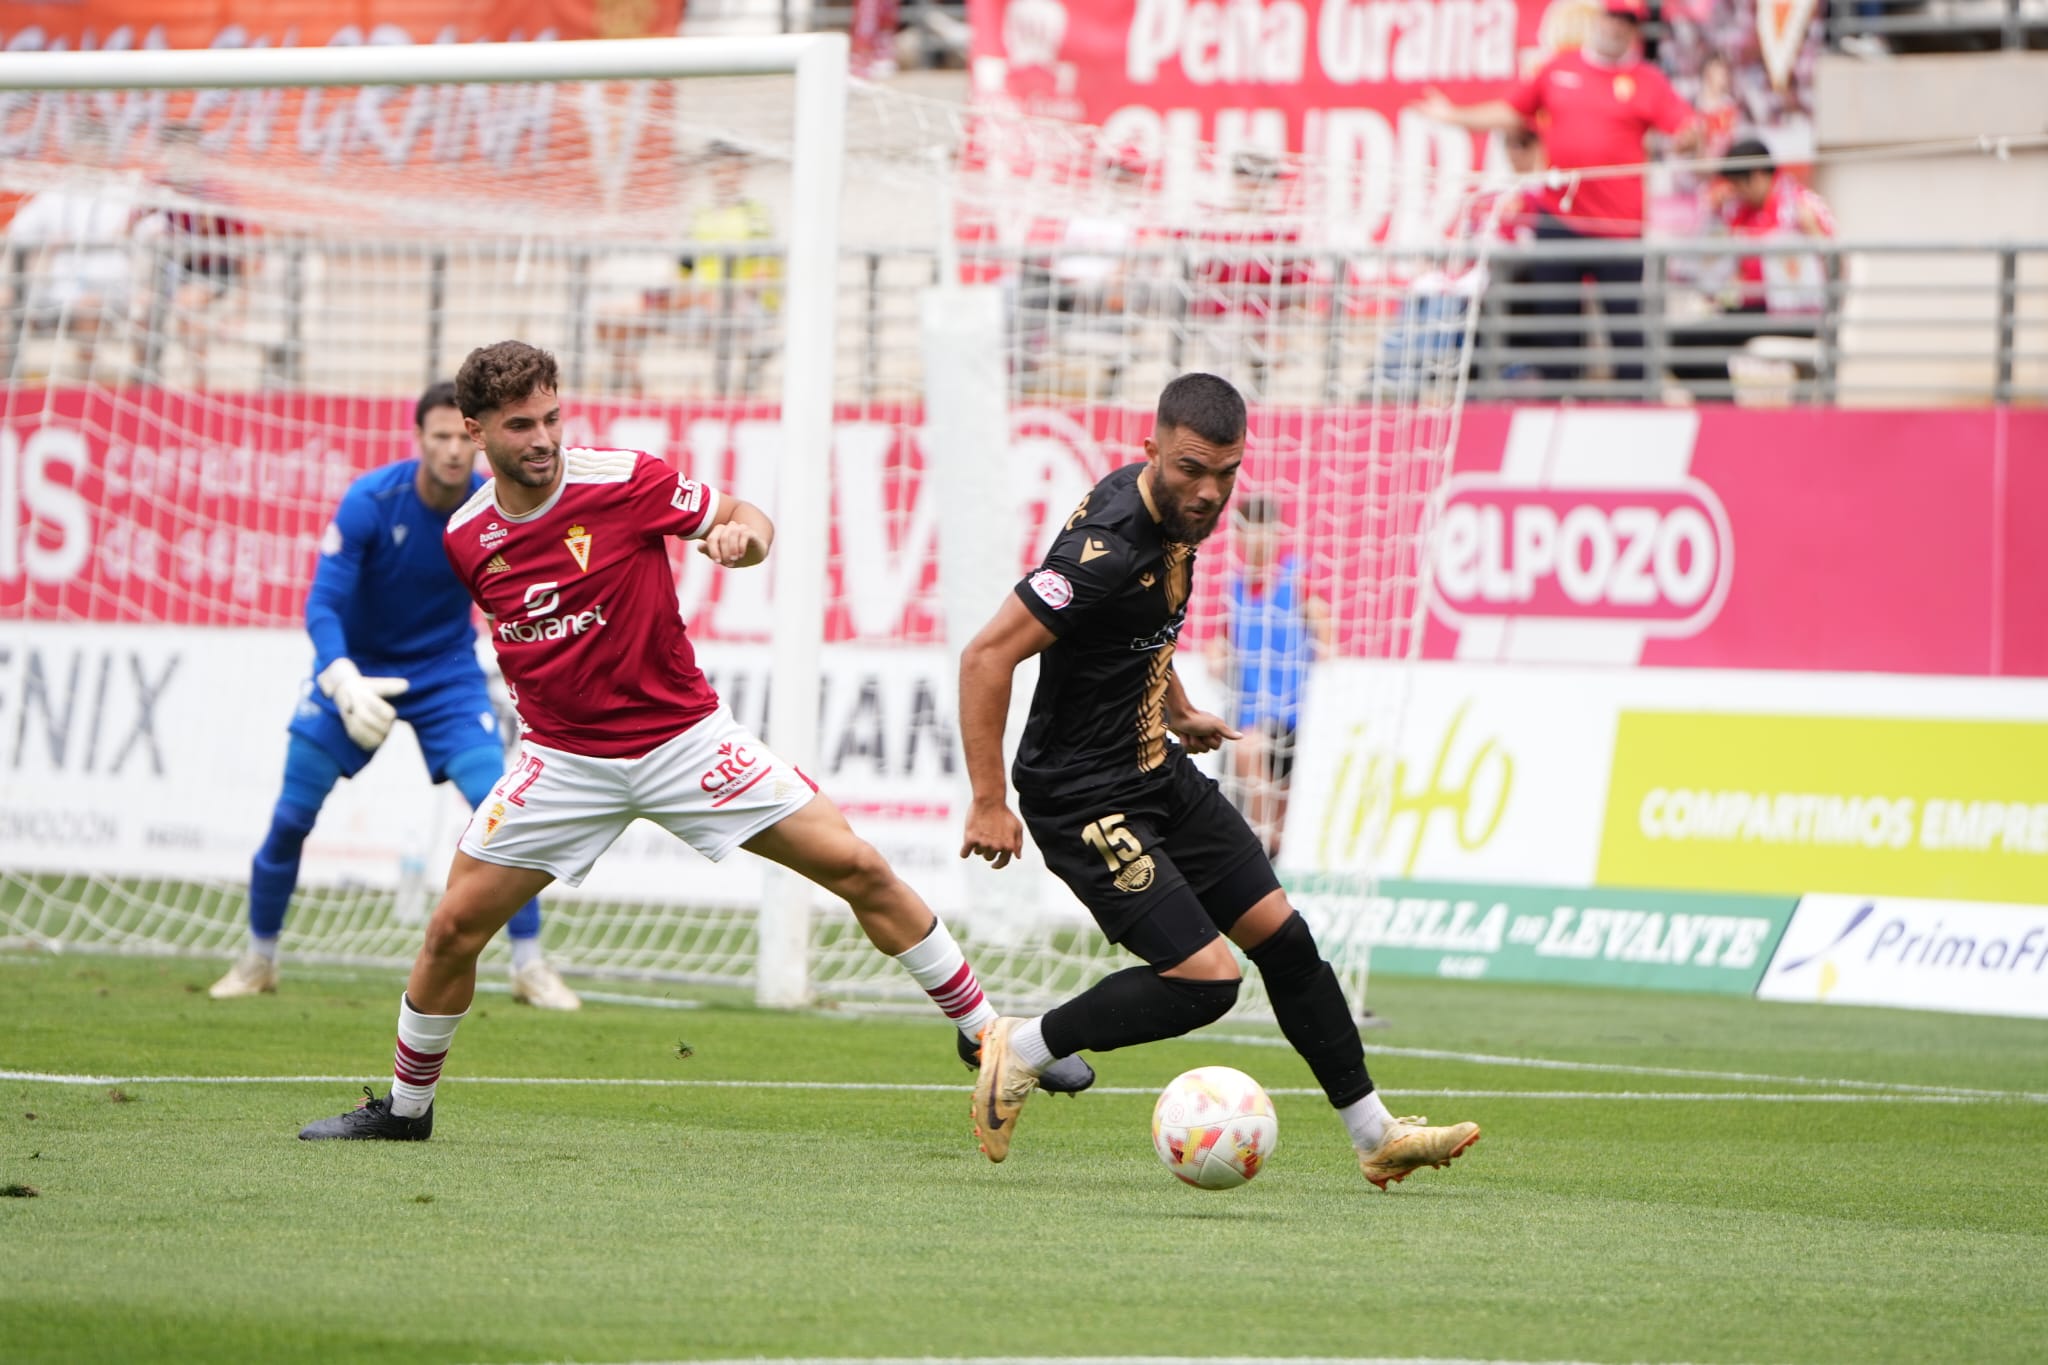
696;497;774;568
957;595;1056;869
1163;665;1240;756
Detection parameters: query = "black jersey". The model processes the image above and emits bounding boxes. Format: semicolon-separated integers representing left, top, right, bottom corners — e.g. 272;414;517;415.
1013;462;1197;801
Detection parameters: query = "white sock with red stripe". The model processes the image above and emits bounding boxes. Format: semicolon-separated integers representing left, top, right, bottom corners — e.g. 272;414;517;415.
893;916;997;1041
389;993;465;1118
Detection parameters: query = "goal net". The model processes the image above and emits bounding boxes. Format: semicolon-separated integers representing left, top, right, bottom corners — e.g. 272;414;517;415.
0;39;1482;1017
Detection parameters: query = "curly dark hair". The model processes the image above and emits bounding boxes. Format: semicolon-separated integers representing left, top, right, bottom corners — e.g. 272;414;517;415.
454;341;559;419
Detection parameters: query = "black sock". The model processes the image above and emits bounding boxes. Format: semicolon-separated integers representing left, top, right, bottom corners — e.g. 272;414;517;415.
1041;966;1239;1059
1245;913;1373;1108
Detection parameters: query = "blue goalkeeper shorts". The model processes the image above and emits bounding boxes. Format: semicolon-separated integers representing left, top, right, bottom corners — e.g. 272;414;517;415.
289;668;506;784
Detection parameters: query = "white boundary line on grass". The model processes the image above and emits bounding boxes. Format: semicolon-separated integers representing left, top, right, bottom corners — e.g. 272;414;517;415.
483;1358;1695;1365
1214;1033;2034;1100
4;1070;2043;1103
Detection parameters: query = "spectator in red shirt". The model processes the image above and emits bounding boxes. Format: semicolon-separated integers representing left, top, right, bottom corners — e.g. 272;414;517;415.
1416;0;1700;387
1668;138;1838;398
1710;137;1836;313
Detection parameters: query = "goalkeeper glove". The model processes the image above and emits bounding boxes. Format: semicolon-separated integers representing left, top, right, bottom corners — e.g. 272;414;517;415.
317;657;410;751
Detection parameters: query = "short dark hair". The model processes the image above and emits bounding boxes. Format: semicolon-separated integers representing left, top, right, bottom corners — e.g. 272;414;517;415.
414;380;457;430
455;341;559;419
1722;138;1775;179
1156;372;1246;446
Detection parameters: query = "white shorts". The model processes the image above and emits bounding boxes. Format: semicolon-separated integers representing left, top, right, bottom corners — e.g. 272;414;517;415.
457;706;816;887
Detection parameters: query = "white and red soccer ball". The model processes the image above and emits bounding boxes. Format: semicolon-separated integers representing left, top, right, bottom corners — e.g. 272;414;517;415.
1151;1066;1278;1190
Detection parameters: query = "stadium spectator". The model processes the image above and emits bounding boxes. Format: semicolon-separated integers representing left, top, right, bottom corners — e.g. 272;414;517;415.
1016;142;1149;400
598;141;780;398
957;371;1479;1188
1217;493;1331;861
1709;138;1837;312
851;0;901;79
299;341;1093;1141
211;382;584;1012
140;122;255;389
1416;0;1701;387
6;134;140;379
1668;139;1837;396
1186;152;1315;401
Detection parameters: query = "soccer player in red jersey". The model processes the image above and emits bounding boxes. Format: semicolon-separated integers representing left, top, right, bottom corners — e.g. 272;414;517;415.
1418;0;1700;384
300;340;1090;1140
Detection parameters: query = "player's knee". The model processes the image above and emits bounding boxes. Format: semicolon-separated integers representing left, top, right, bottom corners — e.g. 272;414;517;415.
822;837;898;907
419;901;491;965
1162;936;1242;984
1244;911;1328;989
1157;972;1239;1027
259;800;319;859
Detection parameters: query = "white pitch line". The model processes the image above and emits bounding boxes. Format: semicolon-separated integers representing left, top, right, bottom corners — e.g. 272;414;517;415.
1209;1032;2028;1100
2;1071;2041;1103
485;1356;1699;1365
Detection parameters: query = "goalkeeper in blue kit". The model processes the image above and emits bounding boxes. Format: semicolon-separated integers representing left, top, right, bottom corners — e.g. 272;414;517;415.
209;382;579;1009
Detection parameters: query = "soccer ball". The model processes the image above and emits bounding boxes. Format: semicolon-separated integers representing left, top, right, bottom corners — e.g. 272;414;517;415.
1151;1066;1278;1190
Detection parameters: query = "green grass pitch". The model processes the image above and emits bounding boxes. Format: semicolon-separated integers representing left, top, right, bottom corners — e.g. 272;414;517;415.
2;952;2044;1365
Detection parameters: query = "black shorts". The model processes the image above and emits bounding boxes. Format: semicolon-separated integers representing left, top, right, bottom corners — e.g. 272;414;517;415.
1019;750;1281;971
1248;718;1297;784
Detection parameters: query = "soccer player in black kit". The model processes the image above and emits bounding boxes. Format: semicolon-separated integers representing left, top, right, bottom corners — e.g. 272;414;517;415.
957;372;1480;1189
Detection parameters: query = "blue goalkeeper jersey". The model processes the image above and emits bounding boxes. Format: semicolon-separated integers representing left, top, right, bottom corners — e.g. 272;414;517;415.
305;460;487;684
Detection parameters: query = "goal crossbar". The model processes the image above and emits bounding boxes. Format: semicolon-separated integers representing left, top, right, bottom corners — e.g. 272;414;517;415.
0;35;847;90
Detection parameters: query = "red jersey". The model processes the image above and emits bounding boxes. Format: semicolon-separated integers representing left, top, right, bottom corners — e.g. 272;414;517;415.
1508;51;1695;237
1720;174;1836;307
444;447;722;759
1188;221;1314;319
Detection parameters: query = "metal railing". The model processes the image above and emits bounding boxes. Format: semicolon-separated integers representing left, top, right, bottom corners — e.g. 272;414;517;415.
1826;0;2048;52
6;235;2044;408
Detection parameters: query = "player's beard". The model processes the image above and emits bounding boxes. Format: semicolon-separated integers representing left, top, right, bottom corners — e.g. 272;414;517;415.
490;442;560;489
1155;482;1225;543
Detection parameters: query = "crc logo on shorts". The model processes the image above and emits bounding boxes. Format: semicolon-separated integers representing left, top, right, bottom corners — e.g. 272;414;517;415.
479;521;509;550
480;801;507;846
1113;855;1156;893
700;740;760;794
1028;569;1074;610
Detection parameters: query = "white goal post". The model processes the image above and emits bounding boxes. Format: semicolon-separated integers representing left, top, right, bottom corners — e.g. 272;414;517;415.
0;36;845;1008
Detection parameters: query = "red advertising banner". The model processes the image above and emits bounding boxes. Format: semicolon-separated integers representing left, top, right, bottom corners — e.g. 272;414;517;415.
967;0;1556;241
5;390;2044;678
0;0;681;50
0;1;689;218
1422;405;2048;677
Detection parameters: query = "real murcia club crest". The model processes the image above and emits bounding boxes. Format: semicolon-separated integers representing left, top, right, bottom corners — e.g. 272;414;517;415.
564;524;592;573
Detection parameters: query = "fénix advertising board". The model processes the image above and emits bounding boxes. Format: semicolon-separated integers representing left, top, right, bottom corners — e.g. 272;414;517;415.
0;624;989;910
1287;876;1794;993
1758;894;2048;1018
